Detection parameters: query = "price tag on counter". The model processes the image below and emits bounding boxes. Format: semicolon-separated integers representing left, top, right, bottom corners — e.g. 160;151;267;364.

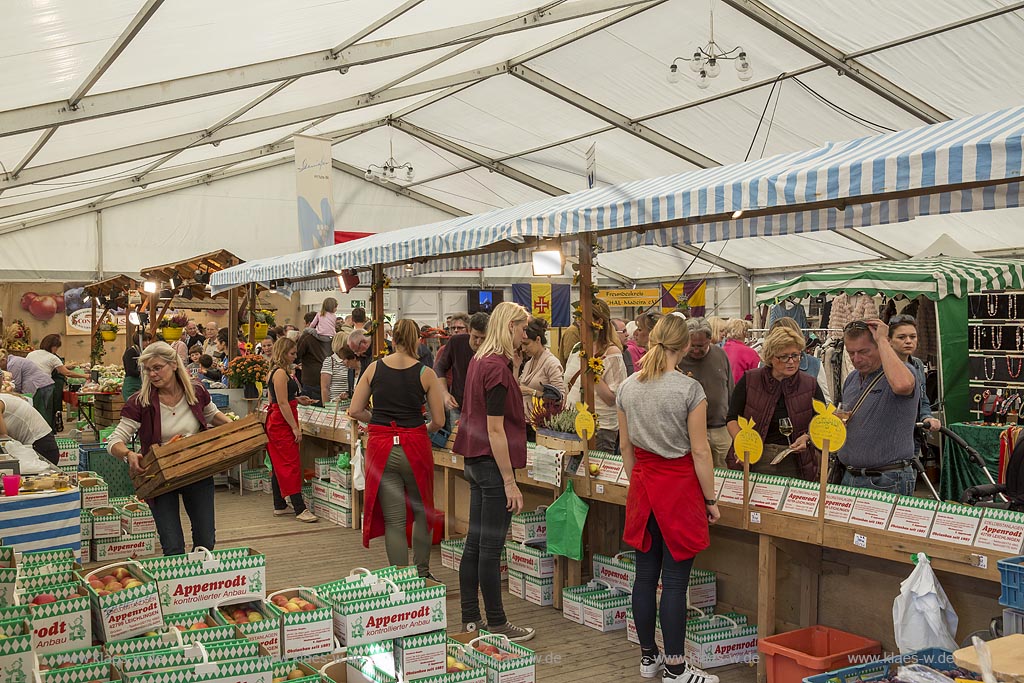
595;484;605;494
750;512;761;524
451;455;457;464
853;533;867;549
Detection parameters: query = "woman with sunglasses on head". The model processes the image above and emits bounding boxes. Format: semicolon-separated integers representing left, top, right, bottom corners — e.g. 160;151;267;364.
107;342;234;556
888;315;941;433
726;326;824;480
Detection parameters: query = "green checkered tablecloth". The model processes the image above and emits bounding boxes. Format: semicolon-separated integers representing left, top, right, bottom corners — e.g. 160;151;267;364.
940;421;1004;502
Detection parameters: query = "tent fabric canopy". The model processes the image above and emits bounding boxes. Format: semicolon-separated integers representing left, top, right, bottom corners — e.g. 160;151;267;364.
212;106;1024;293
755;256;1024;303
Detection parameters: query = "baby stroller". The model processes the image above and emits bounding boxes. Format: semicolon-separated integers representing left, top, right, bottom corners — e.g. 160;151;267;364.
957;425;1024;510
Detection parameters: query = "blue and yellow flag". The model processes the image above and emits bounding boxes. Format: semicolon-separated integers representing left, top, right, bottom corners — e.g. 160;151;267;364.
512;283;571;326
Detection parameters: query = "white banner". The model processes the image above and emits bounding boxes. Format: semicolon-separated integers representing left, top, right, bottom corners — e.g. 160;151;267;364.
294;134;335;251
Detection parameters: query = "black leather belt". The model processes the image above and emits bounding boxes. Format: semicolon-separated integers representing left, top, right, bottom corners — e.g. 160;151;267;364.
844;460;912;477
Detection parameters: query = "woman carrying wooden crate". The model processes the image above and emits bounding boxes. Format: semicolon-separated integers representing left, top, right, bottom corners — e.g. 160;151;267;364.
107;341;233;556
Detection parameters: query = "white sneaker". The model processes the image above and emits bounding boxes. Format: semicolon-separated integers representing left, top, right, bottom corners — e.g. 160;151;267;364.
640;652;664;678
662;662;719;683
295;510;318;523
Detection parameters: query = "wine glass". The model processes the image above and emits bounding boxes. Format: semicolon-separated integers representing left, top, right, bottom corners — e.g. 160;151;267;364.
834;402;852;424
779;418;793;445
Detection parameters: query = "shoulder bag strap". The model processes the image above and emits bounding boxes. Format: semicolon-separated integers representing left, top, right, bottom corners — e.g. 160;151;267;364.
848;371;885;421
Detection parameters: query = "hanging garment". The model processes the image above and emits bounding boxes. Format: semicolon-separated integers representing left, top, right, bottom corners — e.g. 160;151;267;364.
768;301;809;330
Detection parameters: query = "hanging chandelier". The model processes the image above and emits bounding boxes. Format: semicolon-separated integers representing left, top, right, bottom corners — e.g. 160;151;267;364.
364;134;415;183
667;0;752;89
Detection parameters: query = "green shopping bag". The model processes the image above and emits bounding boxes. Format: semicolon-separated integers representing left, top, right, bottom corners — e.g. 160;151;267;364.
545;480;589;561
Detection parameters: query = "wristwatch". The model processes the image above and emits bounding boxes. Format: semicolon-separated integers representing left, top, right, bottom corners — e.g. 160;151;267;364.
704;498;717;506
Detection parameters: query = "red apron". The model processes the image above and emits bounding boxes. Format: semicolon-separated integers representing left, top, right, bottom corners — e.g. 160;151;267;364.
266;400;302;498
623;446;709;561
363;423;438;549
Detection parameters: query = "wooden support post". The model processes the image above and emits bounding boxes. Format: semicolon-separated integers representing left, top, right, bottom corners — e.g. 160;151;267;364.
817;440;830;544
247;282;257;352
757;535;778;683
742;452;751;530
371;264;386;356
90;298;98;341
228;289;239;361
577;234;596;448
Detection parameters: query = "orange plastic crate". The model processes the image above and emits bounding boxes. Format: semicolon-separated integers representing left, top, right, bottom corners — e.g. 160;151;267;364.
758;626;881;683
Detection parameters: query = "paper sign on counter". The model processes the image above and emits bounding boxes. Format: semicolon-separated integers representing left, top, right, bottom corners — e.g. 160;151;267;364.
929;502;983;546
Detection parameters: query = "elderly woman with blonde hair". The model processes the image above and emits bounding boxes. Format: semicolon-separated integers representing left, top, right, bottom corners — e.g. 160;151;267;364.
722;318;760;385
107;342;234;556
726;327;824;480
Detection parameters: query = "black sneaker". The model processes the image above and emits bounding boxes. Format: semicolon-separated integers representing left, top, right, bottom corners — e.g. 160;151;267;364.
420;572;442;583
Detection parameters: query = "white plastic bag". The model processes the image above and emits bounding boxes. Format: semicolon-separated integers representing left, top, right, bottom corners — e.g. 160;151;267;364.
892;553;959;653
351;439;365;491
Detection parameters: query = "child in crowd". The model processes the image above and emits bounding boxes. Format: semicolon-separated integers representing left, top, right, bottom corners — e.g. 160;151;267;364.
186;345;203;377
312;298;339;337
199;354;223;384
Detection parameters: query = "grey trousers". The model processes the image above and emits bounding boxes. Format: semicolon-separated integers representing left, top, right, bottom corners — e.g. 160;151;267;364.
378;444;432;576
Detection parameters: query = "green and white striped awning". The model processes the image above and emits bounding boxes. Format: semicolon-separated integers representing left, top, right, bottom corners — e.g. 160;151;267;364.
755;257;1024;304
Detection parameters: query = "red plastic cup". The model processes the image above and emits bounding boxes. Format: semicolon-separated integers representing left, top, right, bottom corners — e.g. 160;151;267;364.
2;474;20;496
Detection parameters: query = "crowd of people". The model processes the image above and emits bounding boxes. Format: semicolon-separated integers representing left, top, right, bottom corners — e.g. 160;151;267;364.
0;298;943;683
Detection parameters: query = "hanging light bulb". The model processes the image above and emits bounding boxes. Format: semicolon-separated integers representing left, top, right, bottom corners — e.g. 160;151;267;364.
706;57;720;78
697;68;710;89
736;51;752;81
364;168;374;181
405;166;415;181
689;51;703;72
667;63;680;84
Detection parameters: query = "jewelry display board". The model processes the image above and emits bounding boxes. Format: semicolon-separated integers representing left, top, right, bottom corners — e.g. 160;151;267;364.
968;290;1024;422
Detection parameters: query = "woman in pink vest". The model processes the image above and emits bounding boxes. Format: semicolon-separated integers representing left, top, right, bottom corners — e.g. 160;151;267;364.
721;319;761;384
726;326;824;480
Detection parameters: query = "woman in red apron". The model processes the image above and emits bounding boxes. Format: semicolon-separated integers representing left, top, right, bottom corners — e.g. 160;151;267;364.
616;314;721;683
266;337;317;522
348;319;446;578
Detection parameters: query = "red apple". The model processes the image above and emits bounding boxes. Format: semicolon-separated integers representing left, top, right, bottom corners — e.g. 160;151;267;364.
300;602;316;611
112;568;131;581
28;295;58;321
32;593;57;605
53;295;65;313
20;292;38;311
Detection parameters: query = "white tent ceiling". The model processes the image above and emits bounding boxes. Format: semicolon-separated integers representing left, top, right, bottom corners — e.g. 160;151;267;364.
2;0;1023;280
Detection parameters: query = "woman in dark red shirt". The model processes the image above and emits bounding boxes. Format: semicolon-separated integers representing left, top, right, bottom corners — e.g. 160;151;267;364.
452;302;534;643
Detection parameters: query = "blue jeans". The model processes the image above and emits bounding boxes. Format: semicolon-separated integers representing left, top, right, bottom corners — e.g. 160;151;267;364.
841;465;917;496
633;514;695;657
150;477;216;556
460;457;511;626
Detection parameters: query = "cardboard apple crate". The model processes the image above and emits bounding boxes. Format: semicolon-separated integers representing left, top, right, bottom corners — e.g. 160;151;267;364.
34;644;105;679
0;546;17;608
266;587;335;659
138;547;267;614
165;608;238;645
211;596;282;660
451;632;535;683
81;562;163;642
395;629;447;681
78;475;109;510
120;502;156;536
272;660;320;683
131;414;268;499
20;582;93;654
88;506;122;539
319;656;399;683
331;576;447;647
116;639;273;683
510;508;547;544
436;637;488;683
0;619;33;681
92;532;157;562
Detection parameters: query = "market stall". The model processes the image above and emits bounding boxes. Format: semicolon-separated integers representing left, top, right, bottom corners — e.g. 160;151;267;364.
755;257;1024;426
208;106;1024;682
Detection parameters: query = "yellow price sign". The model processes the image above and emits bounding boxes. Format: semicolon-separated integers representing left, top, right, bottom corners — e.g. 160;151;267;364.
732;417;763;464
808;400;846;451
575;402;596;440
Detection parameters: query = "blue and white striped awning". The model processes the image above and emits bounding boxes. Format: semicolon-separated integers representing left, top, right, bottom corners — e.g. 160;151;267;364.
212;106;1024;293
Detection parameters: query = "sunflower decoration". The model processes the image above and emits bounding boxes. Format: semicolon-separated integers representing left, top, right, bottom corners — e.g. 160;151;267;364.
579;348;605;382
590;319;604;332
369;275;392;295
375;348;390;359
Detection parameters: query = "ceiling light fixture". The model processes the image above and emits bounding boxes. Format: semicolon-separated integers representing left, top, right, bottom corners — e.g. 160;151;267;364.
532;244;564;277
404;264;414;273
143;281;158;294
667;0;752;90
364;129;415;183
336;270;360;293
732;209;744;219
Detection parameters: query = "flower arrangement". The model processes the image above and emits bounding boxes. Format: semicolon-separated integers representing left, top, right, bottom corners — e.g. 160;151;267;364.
166;312;189;329
2;319;34;354
225;354;270;387
529;397;578;432
99;320;119;332
255;309;276;326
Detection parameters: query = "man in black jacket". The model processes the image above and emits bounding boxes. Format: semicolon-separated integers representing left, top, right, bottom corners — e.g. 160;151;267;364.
297;314;331;404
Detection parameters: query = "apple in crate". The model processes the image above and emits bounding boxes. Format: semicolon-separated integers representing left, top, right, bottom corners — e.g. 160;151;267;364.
272;669;307;682
31;593;58;605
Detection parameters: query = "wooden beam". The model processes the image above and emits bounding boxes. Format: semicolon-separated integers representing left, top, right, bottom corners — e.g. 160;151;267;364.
757;535;778;683
372;265;386;356
228;289;239;363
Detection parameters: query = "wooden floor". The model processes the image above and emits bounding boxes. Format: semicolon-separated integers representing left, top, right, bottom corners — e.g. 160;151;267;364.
156;487;758;683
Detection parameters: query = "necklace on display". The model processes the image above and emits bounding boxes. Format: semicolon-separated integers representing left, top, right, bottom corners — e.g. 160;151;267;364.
974;325;984;351
992;325;1003;350
970;296;983;319
1010;356;1023;379
1010;295;1018;321
984;356;997;381
1017;325;1024;351
988;294;1001;317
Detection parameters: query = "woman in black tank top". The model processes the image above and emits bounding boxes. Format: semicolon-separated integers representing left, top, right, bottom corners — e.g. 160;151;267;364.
349;319;446;578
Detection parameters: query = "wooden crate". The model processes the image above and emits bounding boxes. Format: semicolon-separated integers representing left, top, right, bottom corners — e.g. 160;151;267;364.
535;429;584;455
132;414;268;498
94;393;125;427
